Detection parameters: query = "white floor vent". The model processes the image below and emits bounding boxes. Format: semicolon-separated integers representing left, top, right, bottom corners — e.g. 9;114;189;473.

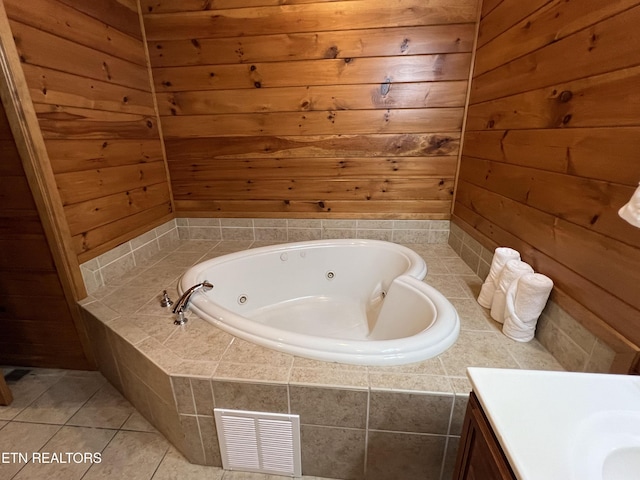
214;408;302;477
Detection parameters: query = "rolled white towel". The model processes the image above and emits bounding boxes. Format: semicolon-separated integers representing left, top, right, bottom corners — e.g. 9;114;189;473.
477;247;521;308
490;259;534;323
503;273;554;342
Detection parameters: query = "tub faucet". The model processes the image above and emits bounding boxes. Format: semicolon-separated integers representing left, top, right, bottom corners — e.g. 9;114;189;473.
172;281;214;325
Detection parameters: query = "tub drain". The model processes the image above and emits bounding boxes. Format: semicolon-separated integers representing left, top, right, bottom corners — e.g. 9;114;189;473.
326;271;335;280
237;294;248;305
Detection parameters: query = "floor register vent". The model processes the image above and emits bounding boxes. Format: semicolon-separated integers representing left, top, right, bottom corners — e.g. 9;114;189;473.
214;408;302;477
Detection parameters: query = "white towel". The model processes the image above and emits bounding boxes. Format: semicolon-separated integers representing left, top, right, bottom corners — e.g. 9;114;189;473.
490;259;534;323
477;247;521;308
503;273;554;342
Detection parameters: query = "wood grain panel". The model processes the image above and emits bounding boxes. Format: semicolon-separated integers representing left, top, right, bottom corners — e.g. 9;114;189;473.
7;0;172;264
161;108;464;138
73;207;174;259
164;134;461;159
169;157;457;180
461;128;640;186
0;141;22;174
65;183;171;235
56;0;143;40
471;5;640;104
0;295;71;320
35;105;159;140
0;340;90;368
480;0;503;17
158;82;468;115
474;0;638;76
476;0;551;48
458;0;640;357
149;0;477;219
24;65;156;116
56;162;168;205
456;181;640;310
173;177;453;201
175;199;451;218
0;236;56;270
0;212;45;236
149;24;475;67
453;203;640;348
0;271;64;297
10;21;150;90
0;176;36;210
154;54;472;92
458;156;640;246
143;0;479;40
4;0;146;65
45;139;165;174
142;0;362;13
466;66;640;131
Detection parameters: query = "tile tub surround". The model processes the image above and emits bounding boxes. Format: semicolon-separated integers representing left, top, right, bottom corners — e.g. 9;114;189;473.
448;221;616;373
0;367;337;480
79;237;563;480
81;218;450;295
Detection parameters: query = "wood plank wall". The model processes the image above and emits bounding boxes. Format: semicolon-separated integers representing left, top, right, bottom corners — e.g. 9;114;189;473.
4;0;173;262
454;0;640;348
142;0;479;218
0;102;91;368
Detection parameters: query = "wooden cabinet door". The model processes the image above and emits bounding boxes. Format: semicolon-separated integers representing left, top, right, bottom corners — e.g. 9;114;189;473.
452;392;516;480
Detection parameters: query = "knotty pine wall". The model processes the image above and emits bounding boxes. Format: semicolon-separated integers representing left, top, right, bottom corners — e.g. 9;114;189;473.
4;0;172;263
142;0;479;218
0;101;91;369
454;0;640;348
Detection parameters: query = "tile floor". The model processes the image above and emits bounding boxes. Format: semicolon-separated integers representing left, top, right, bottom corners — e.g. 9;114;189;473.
0;368;330;480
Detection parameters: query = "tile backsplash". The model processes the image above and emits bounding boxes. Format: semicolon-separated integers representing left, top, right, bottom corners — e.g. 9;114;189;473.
176;218;450;244
80;218;449;294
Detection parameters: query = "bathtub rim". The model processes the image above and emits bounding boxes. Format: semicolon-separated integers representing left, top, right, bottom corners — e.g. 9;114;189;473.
182;238;428;281
180;239;460;366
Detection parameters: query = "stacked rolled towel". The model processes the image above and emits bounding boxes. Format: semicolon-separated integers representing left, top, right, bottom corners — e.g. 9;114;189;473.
503;273;554;342
490;259;534;323
477;247;521;308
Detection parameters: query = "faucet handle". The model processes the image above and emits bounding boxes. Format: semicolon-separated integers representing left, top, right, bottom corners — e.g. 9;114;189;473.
174;310;186;325
160;290;173;308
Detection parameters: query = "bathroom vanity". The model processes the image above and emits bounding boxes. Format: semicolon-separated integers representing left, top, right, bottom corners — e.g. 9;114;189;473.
453;391;515;480
454;368;640;480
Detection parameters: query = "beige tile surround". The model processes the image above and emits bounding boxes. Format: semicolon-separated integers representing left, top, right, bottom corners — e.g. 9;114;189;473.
0;367;334;480
78;219;566;480
448;222;616;374
80;219;450;294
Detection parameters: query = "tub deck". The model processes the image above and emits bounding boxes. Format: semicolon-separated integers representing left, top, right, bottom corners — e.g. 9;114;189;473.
80;239;564;480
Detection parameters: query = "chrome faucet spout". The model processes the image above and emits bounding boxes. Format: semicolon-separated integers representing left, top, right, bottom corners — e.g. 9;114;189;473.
172;281;213;324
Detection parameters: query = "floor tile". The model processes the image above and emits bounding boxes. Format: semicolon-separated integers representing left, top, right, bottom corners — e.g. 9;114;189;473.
0;421;61;479
14;373;105;425
0;371;63;421
67;382;134;429
222;472;269;479
152;446;224;479
82;430;169;480
121;411;157;433
12;425;116;480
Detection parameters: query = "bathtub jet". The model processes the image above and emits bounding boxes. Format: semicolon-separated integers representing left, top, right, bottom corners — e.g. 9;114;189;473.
178;239;460;366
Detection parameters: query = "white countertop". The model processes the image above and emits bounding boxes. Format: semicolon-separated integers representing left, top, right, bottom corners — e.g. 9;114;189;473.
467;368;640;480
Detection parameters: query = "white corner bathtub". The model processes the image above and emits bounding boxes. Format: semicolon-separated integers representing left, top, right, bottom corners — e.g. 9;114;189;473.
179;239;460;366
